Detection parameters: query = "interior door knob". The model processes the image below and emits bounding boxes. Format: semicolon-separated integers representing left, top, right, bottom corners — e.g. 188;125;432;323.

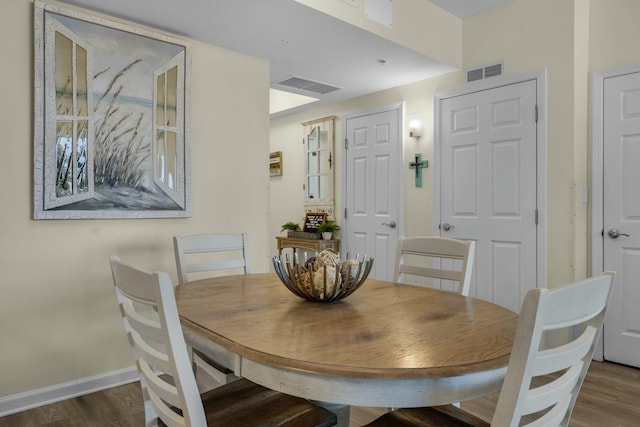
608;228;630;239
382;221;397;228
441;223;454;232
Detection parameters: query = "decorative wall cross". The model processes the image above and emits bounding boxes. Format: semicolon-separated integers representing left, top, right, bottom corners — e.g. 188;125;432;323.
409;153;428;187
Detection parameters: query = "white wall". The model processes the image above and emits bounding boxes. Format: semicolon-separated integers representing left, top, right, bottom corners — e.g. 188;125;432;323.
0;0;270;398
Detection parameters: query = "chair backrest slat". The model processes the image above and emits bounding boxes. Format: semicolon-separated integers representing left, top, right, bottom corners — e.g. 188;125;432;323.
523;361;583;415
138;358;182;409
394;236;475;295
174;233;250;284
397;265;462;282
121;302;163;342
532;326;597;376
129;328;171;370
185;259;246;275
524;394;573;427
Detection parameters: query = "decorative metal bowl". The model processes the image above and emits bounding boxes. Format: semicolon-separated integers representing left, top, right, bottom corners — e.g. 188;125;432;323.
272;250;374;303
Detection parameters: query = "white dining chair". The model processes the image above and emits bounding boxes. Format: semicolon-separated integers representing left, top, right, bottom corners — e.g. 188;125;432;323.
173;232;250;386
394;236;475;296
365;271;616;427
173;233;250;284
110;256;337;427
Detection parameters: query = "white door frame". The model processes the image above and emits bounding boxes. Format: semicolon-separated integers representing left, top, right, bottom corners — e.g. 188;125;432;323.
341;102;405;254
433;70;547;290
591;61;640;360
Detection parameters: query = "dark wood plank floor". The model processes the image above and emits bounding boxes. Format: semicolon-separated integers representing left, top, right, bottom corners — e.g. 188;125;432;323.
352;361;640;427
1;361;638;427
0;383;144;427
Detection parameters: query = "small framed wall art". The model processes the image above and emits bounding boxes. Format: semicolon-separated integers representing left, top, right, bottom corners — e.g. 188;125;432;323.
270;151;283;177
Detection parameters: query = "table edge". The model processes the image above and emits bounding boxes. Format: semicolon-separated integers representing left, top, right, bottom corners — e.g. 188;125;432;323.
180;317;512;380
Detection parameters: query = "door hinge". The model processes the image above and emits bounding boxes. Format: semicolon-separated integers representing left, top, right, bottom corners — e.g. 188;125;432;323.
535;209;539;225
345;138;348;150
534;105;539;122
344;208;347;219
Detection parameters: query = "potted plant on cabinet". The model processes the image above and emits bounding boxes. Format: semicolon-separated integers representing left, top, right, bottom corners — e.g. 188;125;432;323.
281;221;301;237
316;220;340;240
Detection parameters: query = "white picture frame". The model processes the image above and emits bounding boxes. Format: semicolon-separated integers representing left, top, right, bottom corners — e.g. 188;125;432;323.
33;1;191;219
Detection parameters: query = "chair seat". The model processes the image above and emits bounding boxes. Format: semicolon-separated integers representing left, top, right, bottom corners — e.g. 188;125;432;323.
160;377;337;427
365;405;489;427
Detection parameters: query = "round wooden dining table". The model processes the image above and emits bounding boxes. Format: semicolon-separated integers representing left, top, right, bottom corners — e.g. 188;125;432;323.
175;273;517;426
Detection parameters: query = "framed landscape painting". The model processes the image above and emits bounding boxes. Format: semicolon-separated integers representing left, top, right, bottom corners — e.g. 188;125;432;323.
33;2;191;219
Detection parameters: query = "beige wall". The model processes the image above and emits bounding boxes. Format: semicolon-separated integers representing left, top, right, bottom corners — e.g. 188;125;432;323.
589;0;640;71
0;0;270;397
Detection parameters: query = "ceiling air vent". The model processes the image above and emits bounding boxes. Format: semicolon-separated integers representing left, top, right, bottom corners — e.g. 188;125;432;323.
467;68;484;82
484;63;503;78
466;61;504;83
275;76;341;95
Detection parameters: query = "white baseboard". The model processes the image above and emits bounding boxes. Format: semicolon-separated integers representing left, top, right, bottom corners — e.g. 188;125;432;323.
0;366;138;417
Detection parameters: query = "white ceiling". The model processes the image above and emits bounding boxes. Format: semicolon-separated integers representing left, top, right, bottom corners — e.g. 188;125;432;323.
59;0;512;117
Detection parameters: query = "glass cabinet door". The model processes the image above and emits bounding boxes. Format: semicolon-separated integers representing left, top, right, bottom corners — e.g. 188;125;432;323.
303;116;335;219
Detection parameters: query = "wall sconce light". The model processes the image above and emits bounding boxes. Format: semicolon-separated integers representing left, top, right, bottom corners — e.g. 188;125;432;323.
408;118;423;139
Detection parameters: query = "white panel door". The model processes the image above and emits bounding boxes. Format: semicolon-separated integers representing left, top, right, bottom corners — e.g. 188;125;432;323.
602;71;640;368
439;80;538;313
344;107;401;280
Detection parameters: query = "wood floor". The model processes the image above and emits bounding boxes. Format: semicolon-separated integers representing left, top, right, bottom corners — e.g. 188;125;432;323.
1;361;638;427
